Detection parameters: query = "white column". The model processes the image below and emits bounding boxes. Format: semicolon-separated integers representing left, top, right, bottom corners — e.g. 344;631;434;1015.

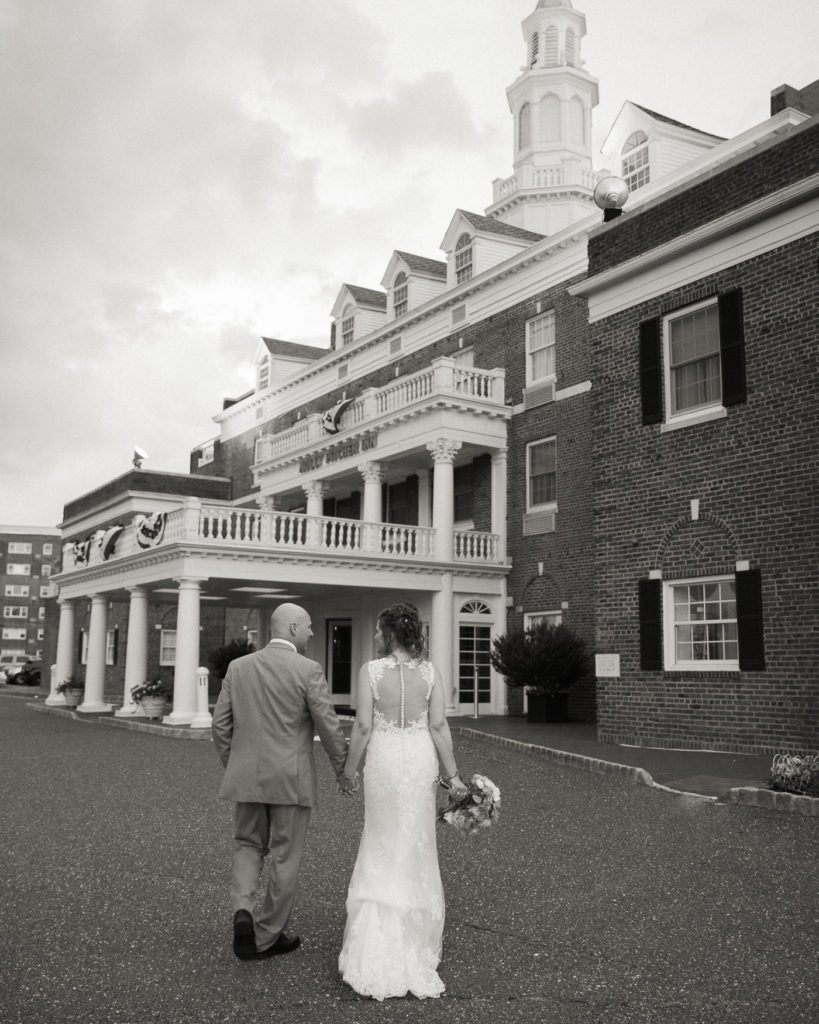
491;448;508;562
427;438;461;562
165;577;204;725
79;595;112;713
358;461;383;552
117;586;148;717
47;597;76;706
431;573;456;713
303;480;326;548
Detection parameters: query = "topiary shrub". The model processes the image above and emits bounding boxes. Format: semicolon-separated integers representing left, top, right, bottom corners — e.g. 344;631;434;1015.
490;622;591;697
208;637;256;682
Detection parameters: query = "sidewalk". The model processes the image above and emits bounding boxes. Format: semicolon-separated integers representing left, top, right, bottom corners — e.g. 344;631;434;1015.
6;685;815;815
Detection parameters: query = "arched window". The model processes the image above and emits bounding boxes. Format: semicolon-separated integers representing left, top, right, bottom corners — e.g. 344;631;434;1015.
544;25;558;66
622;131;650;191
529;31;539;66
454;233;473;284
341;303;355;346
393;271;408;318
565;27;577;66
540;93;560;142
568;96;585;145
518;102;531;151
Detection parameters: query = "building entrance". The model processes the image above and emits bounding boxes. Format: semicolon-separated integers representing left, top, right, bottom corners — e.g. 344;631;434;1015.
457;623;492;715
327;619;352;708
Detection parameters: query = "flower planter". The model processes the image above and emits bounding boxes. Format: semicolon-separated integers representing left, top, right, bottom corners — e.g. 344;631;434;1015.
526;692;569;723
139;696;167;720
62;688;83;708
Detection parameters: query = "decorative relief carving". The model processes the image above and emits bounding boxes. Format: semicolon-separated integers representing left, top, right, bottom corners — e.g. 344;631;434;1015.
426;438;462;464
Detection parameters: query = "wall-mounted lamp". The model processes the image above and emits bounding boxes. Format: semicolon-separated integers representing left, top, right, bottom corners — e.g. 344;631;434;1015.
593;176;630;222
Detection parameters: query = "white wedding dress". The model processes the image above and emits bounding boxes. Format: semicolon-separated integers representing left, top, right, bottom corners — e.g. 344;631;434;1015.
338;656;445;1000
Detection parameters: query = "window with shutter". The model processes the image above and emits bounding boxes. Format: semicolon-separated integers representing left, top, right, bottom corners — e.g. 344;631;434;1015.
659;575;743;671
736;568;765;670
718;289;747;406
638;578;663;670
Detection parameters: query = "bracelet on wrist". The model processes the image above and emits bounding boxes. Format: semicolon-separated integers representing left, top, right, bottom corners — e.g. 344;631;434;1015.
444;769;459;780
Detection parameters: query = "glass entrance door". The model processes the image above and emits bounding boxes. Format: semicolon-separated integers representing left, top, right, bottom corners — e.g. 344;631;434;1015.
327;619;352;709
457;624;492;715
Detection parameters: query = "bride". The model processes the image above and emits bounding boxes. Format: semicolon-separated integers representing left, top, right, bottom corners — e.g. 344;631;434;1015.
338;603;466;1000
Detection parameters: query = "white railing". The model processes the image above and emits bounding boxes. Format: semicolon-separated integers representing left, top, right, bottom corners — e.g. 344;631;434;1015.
454;530;499;562
254;358;505;468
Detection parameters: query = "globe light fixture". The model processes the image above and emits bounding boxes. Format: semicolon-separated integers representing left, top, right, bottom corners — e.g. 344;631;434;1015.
593;175;630;222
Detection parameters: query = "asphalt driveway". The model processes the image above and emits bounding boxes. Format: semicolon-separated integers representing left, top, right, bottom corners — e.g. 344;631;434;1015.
1;698;816;1024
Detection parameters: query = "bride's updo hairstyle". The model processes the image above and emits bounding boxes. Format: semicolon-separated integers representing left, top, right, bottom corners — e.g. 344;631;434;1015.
378;603;426;660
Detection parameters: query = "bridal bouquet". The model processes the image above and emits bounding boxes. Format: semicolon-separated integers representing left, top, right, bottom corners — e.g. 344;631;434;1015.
438;774;501;836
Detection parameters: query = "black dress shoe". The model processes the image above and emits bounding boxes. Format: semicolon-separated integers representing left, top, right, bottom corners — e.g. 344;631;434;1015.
232;910;256;961
255;932;300;959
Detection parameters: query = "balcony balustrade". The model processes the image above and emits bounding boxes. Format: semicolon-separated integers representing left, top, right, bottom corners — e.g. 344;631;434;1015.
253;358;506;468
61;503;502;572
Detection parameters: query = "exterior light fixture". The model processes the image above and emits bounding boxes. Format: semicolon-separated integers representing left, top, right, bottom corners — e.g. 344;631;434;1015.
593;175;629;222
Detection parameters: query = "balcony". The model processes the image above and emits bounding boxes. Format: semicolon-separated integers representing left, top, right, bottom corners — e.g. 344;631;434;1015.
61;501;503;574
252;358;507;473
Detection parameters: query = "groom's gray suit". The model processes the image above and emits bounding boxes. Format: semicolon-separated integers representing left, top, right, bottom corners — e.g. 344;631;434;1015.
212;638;348;953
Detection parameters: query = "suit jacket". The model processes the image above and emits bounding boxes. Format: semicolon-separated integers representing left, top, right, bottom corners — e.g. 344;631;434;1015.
211;642;348;806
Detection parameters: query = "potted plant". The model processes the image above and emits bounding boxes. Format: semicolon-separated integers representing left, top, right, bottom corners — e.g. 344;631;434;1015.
490;622;591;723
55;676;85;708
130;679;172;719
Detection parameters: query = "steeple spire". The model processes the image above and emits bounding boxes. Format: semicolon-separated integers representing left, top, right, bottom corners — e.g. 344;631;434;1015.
487;0;599;235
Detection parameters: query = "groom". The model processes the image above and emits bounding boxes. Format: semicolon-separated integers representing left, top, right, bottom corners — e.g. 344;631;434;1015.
211;603;349;960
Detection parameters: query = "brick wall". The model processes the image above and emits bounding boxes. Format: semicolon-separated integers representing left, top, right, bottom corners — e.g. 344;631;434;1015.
591;233;819;753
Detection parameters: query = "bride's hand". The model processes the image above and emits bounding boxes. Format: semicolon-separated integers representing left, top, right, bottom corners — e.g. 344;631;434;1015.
449;773;467;795
338;773;359;796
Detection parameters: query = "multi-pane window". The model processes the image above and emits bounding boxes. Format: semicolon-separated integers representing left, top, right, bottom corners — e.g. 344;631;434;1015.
8;543;32;555
41;565;52;578
393;272;408;318
341;306;355;346
4;585;29;597
454;234;473;284
6;564;30;576
526;311;556;384
106;628;117;666
527;439;556;509
666;299;721;416
665;577;738;669
3;607;28;619
42;543;53;556
39;586;50;598
622;131;650;191
160;629;177;666
2;628;27;641
524;611;562;629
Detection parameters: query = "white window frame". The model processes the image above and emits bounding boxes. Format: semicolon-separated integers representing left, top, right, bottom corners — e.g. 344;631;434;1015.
39;586;50;598
622;131;650;191
526;438;557;512
663;297;723;425
5;585;29;597
6;564;31;576
80;630;88;665
41;564;51;578
524;610;562;630
2;628;27;641
454;234;472;284
38;607;45;620
3;606;28;619
160;629;177;666
42;543;53;556
393;272;408;318
526;310;556;387
341;305;355;347
105;628;117;666
8;542;32;555
37;629;45;641
662;574;739;672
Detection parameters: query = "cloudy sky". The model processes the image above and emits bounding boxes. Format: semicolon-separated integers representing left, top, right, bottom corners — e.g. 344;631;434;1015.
2;0;817;529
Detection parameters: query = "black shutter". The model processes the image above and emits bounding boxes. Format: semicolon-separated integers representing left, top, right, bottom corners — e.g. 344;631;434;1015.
736;569;765;670
77;630;83;664
639;318;663;424
718;289;746;406
638;578;663;670
113;626;119;666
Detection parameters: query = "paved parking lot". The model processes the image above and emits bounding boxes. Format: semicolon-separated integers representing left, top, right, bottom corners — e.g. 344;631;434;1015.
1;697;816;1024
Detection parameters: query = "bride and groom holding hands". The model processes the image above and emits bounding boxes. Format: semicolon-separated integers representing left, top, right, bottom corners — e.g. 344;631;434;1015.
211;600;467;1001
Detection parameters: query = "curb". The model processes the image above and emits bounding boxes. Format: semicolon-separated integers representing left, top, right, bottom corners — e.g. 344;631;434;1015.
28;701;212;740
450;726;819;817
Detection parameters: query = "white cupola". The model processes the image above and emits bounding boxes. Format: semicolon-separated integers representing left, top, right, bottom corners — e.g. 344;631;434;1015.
487;0;600;235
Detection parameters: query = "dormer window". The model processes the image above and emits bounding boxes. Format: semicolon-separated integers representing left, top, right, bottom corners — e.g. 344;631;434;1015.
341;304;355;346
622;131;650;191
257;357;270;391
529;32;539;66
454;234;473;284
393;272;408;318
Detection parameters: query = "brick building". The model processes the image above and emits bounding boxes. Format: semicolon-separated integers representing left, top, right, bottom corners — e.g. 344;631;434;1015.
47;1;817;752
1;525;61;675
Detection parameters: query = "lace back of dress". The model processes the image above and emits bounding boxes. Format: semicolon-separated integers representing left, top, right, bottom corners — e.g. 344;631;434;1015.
370;658;433;733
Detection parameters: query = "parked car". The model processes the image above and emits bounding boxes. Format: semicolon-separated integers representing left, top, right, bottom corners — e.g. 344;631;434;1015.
0;657;42;686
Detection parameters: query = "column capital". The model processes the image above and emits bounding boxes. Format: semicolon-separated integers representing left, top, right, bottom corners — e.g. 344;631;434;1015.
256;494;278;511
173;576;206;590
357;461;384;484
302;480;326;501
426;438;462;464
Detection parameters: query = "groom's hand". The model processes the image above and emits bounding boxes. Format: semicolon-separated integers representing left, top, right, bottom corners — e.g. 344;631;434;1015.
338;772;359;796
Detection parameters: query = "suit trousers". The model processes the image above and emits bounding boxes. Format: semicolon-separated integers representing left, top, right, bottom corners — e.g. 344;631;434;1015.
231;802;312;952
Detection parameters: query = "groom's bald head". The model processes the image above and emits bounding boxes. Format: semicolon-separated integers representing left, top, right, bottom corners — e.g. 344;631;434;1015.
270;603;313;652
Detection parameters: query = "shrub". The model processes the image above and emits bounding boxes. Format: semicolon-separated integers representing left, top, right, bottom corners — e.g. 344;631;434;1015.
490;622;591;697
208;637;256;680
131;679;172;703
769;754;819;797
55;675;84;694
